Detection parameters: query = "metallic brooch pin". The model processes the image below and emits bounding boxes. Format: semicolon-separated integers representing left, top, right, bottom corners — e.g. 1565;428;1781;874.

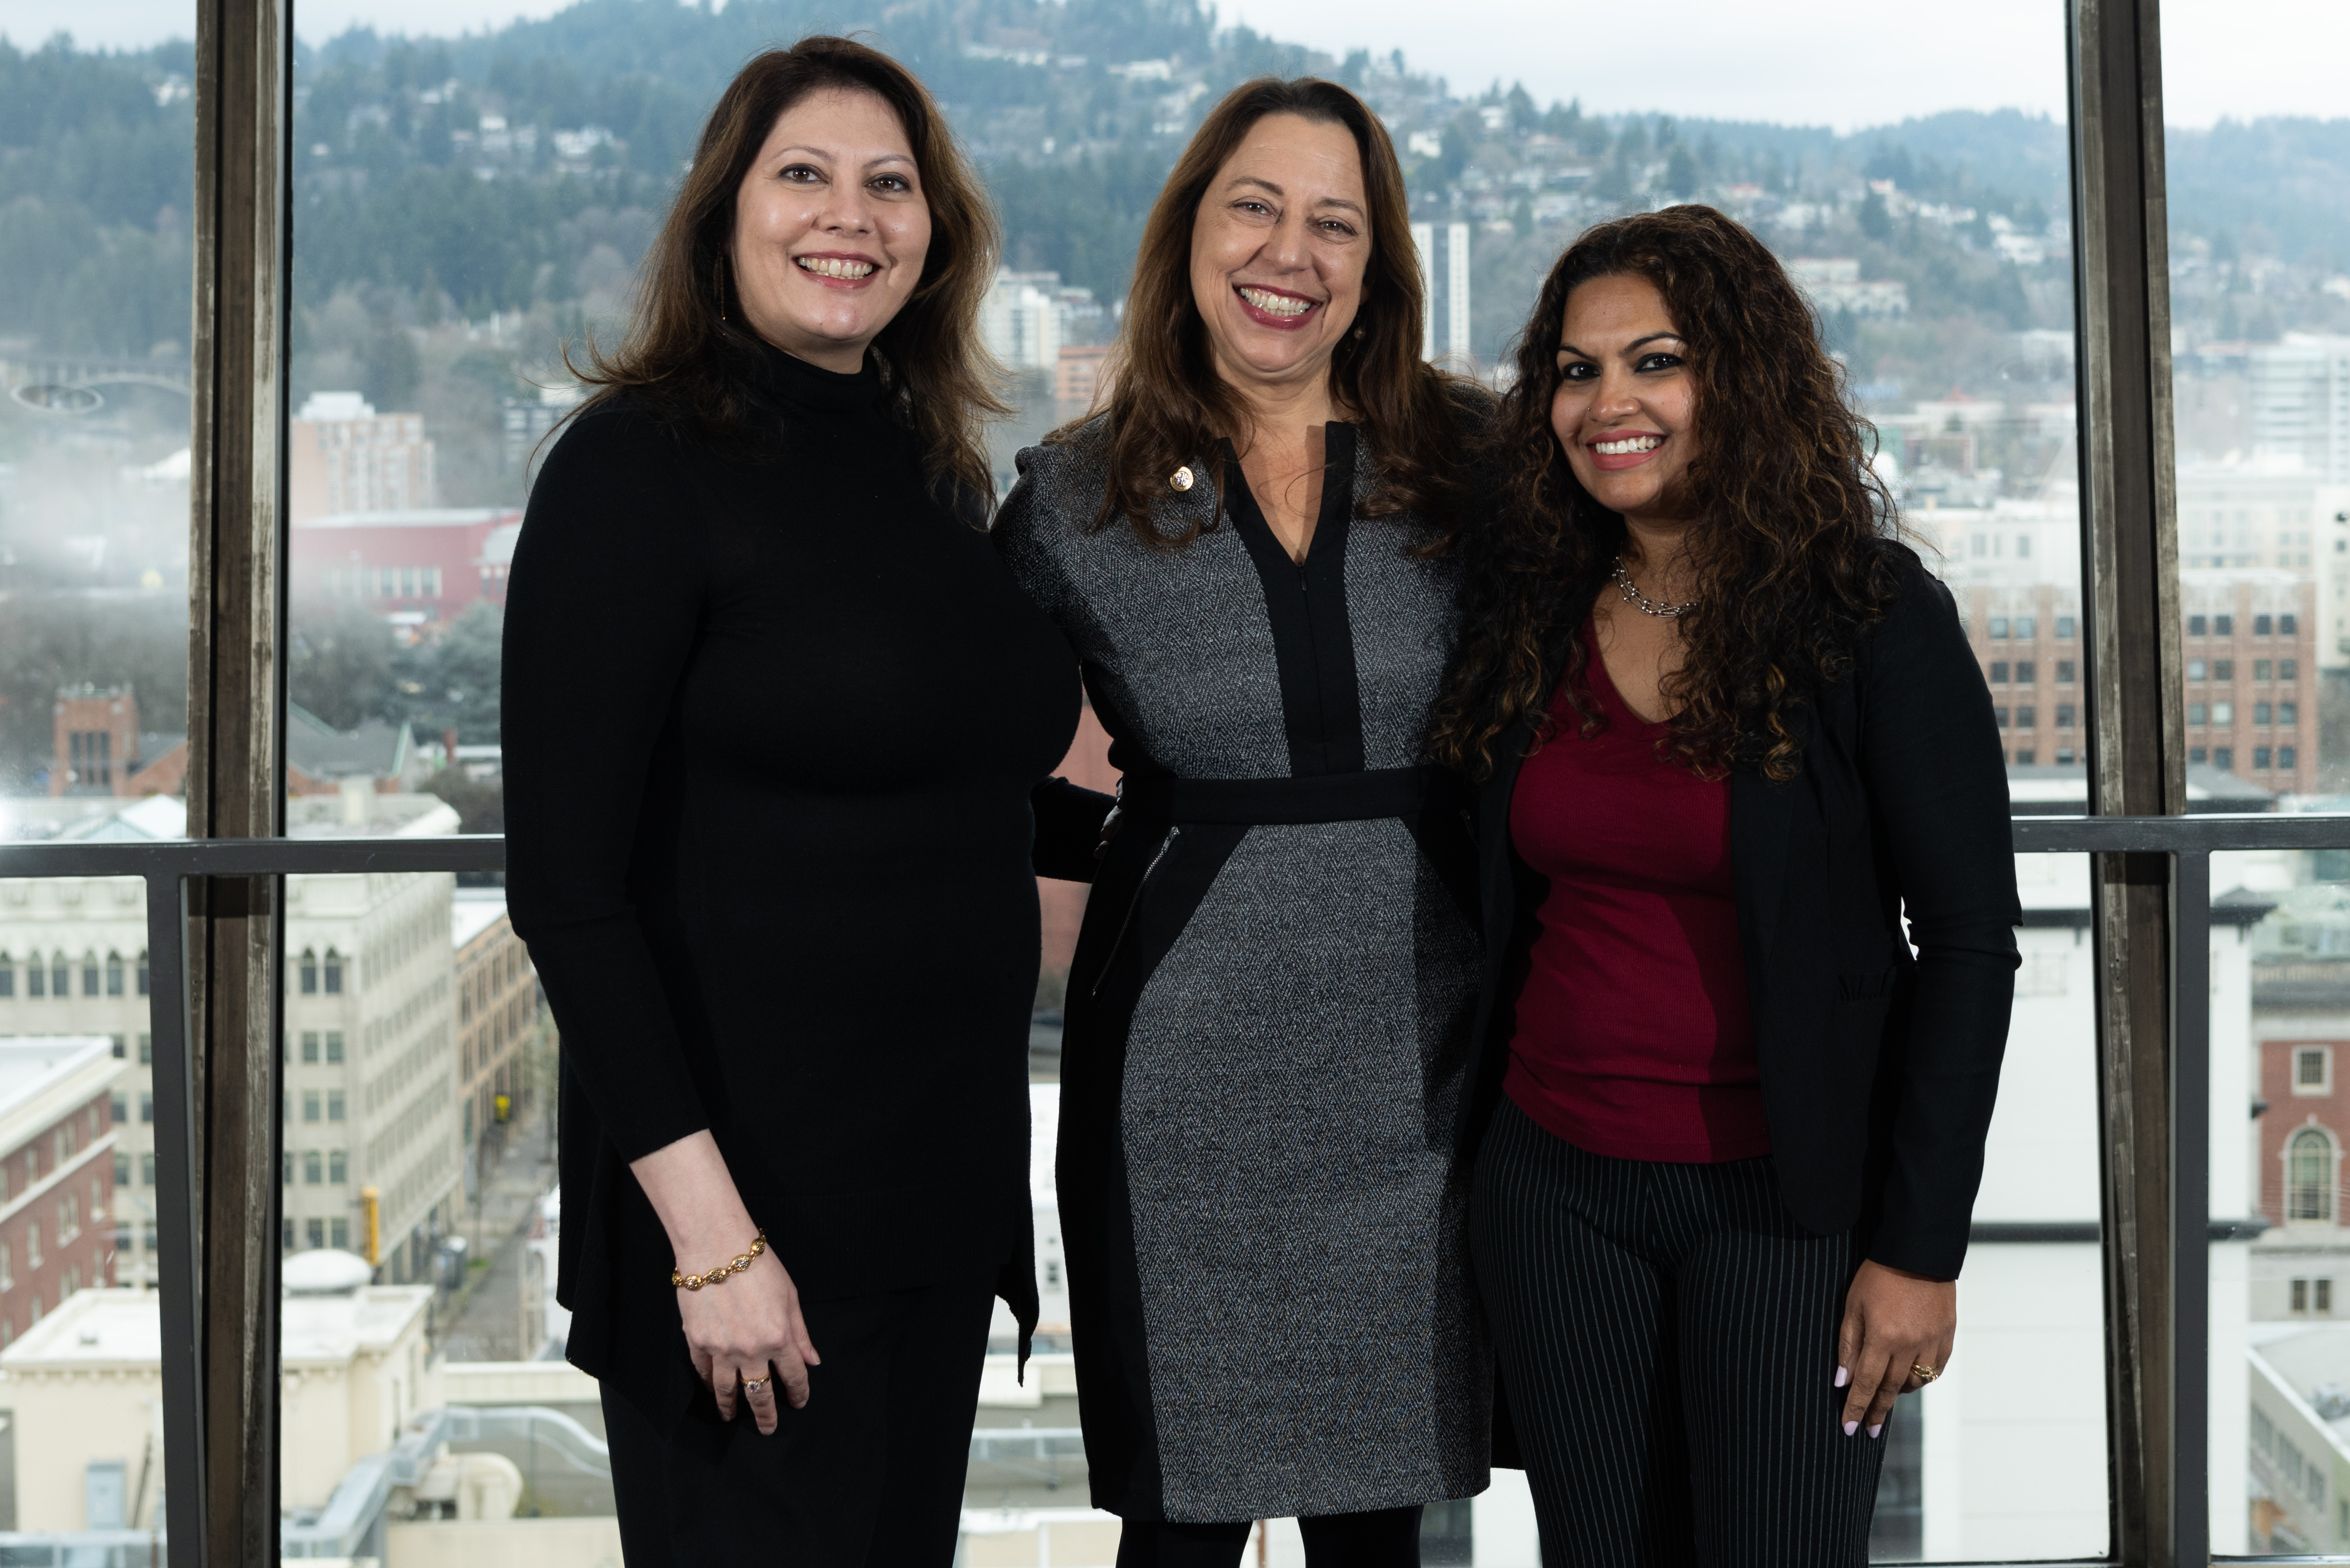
1169;466;1195;492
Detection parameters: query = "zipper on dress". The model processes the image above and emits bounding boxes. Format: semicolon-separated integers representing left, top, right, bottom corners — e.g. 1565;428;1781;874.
1091;825;1179;997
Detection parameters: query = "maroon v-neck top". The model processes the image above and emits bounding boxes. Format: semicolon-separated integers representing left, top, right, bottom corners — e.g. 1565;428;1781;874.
1504;620;1772;1163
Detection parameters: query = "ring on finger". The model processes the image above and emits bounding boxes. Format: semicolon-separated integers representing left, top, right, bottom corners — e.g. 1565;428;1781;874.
741;1375;770;1393
1911;1362;1941;1383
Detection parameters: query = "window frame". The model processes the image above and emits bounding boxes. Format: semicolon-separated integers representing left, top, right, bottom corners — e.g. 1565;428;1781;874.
0;0;2302;1561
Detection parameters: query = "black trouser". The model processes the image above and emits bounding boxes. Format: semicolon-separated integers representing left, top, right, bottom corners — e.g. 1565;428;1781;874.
603;1272;996;1567
1471;1097;1886;1568
1114;1507;1423;1567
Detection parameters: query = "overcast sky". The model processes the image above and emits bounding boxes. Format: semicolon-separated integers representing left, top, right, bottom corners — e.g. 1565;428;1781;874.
1;0;2338;131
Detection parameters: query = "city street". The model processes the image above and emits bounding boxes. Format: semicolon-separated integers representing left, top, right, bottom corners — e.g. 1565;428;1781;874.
435;1098;558;1362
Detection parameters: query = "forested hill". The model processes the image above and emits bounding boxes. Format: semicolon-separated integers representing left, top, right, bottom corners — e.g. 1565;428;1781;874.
2;0;2348;360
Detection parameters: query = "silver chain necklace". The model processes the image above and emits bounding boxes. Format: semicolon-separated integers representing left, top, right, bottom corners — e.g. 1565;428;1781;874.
1611;556;1698;618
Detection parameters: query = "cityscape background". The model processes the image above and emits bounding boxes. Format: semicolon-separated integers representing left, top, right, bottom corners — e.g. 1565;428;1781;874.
0;0;2348;1561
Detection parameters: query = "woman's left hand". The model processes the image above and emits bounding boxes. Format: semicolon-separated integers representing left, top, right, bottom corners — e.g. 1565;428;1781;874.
1836;1259;1956;1439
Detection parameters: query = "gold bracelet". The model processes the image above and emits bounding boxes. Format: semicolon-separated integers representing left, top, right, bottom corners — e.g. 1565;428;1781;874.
670;1229;768;1290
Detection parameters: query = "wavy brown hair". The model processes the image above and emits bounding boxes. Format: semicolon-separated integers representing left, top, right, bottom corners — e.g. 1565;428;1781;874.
1427;205;1901;782
1061;76;1476;546
568;36;1006;503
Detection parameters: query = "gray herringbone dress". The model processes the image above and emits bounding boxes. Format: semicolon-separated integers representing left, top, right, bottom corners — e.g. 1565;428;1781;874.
993;419;1491;1523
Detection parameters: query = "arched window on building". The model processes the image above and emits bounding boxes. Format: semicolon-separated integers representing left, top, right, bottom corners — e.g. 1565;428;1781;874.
136;950;149;997
104;952;123;997
80;952;99;997
298;949;318;995
2290;1127;2338;1223
49;954;68;999
323;949;344;995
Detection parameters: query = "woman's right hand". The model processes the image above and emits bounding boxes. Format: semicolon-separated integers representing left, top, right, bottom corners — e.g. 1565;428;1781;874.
677;1244;821;1430
630;1129;821;1434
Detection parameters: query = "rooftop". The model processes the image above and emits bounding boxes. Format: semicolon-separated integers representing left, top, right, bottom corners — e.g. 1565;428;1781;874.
451;888;508;951
1;1288;162;1368
0;1277;432;1371
285;793;460;839
287;703;409;782
2007;763;2275;815
295;507;518;531
0;1037;113;1116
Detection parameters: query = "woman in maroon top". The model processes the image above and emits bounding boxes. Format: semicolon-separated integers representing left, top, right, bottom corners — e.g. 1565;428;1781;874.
1429;207;2019;1565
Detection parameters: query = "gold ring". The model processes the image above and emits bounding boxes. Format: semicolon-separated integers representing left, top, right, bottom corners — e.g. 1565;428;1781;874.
741;1376;769;1393
1911;1362;1940;1383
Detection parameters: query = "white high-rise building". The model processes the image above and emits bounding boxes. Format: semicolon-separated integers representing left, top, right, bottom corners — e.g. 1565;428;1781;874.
1409;222;1472;367
979;270;1066;372
2251;336;2350;481
1447;222;1472;365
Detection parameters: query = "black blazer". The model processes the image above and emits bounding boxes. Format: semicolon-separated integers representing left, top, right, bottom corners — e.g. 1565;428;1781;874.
1464;548;2021;1280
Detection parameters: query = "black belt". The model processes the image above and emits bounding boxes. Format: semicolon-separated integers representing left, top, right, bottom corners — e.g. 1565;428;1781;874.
1115;765;1429;826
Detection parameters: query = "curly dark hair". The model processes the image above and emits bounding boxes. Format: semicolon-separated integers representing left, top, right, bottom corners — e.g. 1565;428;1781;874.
1426;204;1902;783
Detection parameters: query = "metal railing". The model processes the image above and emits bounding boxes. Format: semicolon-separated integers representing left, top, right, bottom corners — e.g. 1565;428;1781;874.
2;814;2343;1565
0;834;504;1564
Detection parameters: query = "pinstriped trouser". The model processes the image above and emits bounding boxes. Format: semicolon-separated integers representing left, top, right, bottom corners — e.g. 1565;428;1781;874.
1471;1096;1887;1568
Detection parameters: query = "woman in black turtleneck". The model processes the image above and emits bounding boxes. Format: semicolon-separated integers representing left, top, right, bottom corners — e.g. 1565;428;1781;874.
501;40;1107;1565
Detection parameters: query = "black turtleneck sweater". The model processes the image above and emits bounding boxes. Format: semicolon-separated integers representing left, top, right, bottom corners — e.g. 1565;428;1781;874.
503;344;1103;1418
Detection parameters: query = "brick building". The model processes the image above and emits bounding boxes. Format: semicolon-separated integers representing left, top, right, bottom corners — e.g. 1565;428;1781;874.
451;889;543;1160
288;392;436;524
291;507;522;626
2248;892;2350;1320
0;1037;118;1347
1955;571;2321;794
48;688;181;798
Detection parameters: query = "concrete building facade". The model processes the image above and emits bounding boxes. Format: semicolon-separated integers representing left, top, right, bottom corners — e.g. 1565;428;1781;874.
980;270;1065;372
0;1268;432;1532
285;817;463;1283
0;793;463;1289
2250;336;2350;482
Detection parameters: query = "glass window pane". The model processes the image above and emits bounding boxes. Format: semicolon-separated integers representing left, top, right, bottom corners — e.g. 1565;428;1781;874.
0;12;194;1545
262;0;2103;1558
283;1;566;1503
2162;1;2348;803
2165;2;2350;1550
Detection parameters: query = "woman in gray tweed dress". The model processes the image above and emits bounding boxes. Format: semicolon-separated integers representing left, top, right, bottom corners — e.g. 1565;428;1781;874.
992;78;1493;1567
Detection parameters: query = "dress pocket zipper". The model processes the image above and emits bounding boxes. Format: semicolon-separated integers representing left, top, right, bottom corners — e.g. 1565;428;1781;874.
1091;825;1179;998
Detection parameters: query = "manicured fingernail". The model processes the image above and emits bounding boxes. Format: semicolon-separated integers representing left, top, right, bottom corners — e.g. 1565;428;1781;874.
1834;1366;1850;1388
1844;1420;1859;1436
1869;1424;1883;1439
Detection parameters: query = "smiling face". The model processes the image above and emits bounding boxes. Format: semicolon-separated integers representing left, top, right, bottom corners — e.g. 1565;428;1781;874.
1188;112;1369;401
728;87;931;374
1551;272;1699;526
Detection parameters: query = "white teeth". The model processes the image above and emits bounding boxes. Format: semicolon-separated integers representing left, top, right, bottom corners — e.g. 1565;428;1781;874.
1595;435;1663;455
797;256;876;279
1239;286;1313;317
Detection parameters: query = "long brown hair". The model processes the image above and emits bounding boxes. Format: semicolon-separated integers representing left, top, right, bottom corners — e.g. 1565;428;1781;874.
1426;205;1901;782
1065;76;1475;546
569;36;1006;503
